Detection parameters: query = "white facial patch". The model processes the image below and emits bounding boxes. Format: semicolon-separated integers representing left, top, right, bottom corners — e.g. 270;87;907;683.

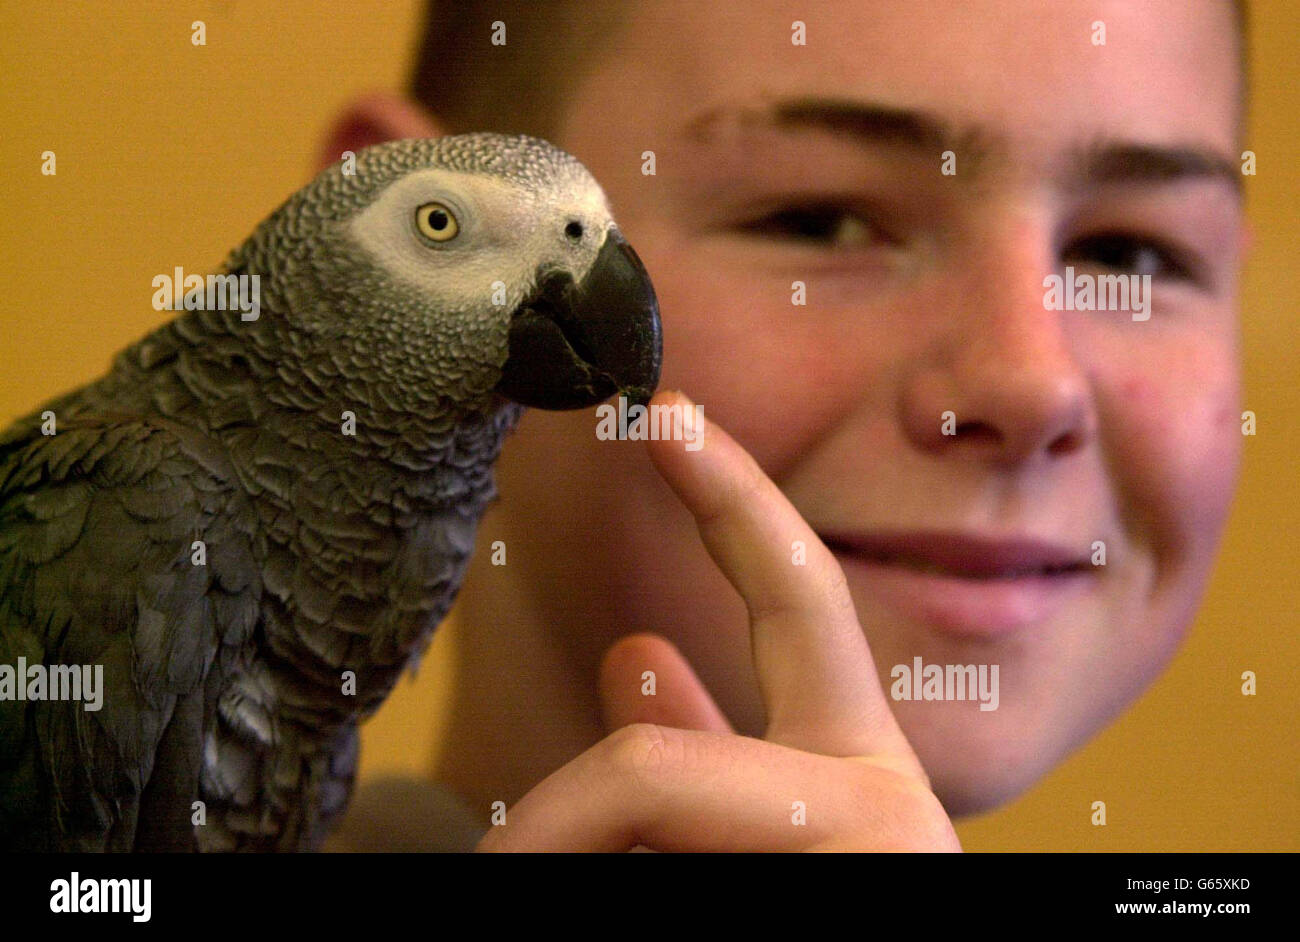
348;167;614;315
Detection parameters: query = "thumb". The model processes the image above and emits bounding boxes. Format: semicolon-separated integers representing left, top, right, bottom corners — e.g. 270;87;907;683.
598;633;735;735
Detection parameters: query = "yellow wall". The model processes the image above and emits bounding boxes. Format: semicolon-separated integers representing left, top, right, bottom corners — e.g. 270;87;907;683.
1;1;1294;850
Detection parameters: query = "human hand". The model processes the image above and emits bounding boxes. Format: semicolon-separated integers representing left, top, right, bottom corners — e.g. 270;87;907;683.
475;391;960;852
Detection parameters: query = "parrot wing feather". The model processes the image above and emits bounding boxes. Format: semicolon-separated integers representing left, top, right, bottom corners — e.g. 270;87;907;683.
0;413;260;850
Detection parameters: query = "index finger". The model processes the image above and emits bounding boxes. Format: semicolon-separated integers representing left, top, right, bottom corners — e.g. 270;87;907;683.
645;390;915;761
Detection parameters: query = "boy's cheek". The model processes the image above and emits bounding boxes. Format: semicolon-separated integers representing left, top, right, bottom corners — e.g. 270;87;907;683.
646;247;895;476
1097;338;1242;559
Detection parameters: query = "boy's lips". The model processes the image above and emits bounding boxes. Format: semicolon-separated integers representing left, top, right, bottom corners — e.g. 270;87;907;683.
818;530;1099;637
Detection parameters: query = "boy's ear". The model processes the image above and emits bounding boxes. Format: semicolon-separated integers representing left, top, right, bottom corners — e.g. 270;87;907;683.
318;91;448;172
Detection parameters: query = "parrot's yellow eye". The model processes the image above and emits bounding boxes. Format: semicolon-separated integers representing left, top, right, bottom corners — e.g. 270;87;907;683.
415;202;459;242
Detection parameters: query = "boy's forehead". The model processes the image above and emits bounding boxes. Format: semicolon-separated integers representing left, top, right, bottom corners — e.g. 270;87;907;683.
591;0;1240;156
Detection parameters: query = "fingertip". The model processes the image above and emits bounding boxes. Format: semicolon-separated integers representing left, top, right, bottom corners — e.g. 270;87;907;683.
599;632;669;686
598;633;735;736
598;633;669;734
644;388;707;469
650;388;693;409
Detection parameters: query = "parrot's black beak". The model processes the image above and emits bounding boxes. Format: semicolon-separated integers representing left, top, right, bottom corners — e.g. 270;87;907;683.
495;228;662;410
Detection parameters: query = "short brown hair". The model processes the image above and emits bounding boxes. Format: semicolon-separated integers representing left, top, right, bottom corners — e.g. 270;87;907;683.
410;1;627;141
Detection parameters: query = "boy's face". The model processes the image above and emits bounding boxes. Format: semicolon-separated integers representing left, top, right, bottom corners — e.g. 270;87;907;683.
485;0;1244;812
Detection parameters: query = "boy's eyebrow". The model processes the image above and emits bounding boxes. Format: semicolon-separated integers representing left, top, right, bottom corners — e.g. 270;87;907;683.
682;97;987;157
1074;139;1243;197
681;96;1242;197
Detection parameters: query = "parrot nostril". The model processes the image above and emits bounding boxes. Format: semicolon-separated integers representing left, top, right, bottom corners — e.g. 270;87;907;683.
564;220;583;241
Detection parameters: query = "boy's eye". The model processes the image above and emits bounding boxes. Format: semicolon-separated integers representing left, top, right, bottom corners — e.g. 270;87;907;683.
1062;233;1193;281
733;205;887;249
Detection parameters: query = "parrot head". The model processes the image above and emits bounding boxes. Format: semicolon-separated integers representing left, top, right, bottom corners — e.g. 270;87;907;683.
233;134;661;416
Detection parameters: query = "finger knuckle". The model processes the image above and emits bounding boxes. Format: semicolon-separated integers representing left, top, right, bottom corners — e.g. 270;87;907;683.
889;783;961;851
606;722;680;787
845;765;960;851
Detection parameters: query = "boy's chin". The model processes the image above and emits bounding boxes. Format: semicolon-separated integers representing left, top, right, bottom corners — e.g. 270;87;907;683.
903;709;1087;818
932;763;1049;818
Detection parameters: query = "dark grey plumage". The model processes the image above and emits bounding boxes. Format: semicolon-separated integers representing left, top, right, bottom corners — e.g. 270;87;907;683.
0;134;660;851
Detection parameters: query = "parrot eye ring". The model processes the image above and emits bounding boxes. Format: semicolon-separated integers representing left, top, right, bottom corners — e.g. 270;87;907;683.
564;220;583;241
415;202;459;242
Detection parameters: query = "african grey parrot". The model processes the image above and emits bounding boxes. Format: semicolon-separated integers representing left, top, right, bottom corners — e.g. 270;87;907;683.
0;134;661;851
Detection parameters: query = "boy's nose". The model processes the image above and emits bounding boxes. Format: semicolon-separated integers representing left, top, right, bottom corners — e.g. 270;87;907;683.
898;220;1096;467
